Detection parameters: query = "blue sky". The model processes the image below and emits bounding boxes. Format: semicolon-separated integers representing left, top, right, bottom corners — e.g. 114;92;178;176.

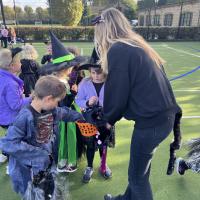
3;0;48;9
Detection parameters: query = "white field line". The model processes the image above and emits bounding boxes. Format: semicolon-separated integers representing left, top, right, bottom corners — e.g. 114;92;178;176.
182;116;200;119
121;116;200;120
174;89;200;92
162;45;200;58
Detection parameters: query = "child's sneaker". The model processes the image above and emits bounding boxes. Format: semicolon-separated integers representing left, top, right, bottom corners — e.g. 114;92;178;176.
57;165;68;173
176;157;188;175
99;166;112;179
0;154;7;163
65;164;77;173
82;167;93;183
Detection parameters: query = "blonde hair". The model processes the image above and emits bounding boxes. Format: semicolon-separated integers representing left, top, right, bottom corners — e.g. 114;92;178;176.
0;49;21;70
94;7;165;74
21;44;38;60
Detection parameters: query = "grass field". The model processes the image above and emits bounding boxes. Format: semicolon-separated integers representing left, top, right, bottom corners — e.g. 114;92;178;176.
0;41;200;200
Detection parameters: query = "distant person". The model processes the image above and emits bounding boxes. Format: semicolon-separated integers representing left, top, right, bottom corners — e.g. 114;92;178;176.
19;44;40;97
8;27;16;47
1;25;8;48
41;41;52;65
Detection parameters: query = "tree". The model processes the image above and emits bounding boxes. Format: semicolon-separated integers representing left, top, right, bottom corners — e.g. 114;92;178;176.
48;0;83;26
15;6;24;21
35;7;49;21
122;0;137;20
4;6;15;20
24;6;35;21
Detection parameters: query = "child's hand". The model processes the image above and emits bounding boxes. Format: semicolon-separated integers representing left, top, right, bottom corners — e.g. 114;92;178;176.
71;84;78;92
88;96;98;106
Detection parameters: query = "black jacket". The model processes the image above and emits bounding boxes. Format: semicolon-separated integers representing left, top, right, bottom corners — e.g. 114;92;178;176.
19;59;39;97
103;42;178;128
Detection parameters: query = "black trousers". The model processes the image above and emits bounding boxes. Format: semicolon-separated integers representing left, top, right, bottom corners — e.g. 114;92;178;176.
113;115;175;200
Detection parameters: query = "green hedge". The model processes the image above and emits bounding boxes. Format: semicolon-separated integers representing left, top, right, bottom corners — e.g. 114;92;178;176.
14;25;200;41
15;26;94;41
134;27;200;40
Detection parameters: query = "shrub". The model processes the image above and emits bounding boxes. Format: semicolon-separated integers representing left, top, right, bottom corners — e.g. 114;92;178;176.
14;25;200;41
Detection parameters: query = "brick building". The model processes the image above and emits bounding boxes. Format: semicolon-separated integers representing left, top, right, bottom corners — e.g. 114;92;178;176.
138;0;200;27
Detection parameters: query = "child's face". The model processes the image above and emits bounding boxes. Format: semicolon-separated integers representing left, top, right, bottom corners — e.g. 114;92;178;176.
41;96;62;111
47;44;52;54
90;68;105;83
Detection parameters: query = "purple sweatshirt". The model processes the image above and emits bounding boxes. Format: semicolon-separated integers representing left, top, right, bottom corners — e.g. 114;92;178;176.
75;78;104;109
0;69;31;126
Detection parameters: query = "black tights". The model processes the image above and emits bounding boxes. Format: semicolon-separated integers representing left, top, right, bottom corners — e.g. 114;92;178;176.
86;147;103;168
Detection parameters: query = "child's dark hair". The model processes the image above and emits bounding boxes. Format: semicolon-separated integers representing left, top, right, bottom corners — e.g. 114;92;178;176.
34;75;66;99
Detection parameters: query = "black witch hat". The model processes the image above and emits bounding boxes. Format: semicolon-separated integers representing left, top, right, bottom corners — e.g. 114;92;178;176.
11;47;22;58
78;48;101;71
39;31;85;75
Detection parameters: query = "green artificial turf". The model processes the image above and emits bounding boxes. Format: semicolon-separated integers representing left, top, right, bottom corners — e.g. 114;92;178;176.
0;41;200;200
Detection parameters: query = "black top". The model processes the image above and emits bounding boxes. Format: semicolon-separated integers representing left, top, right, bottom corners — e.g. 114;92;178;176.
103;42;178;128
92;82;104;97
41;54;52;65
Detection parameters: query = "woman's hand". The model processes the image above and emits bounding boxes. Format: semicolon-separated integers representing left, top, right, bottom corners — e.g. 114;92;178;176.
88;96;98;106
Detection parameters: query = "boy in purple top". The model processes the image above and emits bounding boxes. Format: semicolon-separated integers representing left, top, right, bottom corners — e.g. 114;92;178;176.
0;48;31;163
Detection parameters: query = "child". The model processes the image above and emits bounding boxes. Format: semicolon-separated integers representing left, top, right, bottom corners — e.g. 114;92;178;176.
19;44;40;97
41;41;52;65
38;32;85;173
75;48;113;183
176;137;200;175
57;47;85;173
0;75;83;197
0;48;31;164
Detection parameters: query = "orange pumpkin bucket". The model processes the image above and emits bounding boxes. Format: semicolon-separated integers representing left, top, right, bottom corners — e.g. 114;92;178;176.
76;121;98;137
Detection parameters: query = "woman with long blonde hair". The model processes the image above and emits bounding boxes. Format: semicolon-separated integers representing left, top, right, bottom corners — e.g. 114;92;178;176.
93;8;179;200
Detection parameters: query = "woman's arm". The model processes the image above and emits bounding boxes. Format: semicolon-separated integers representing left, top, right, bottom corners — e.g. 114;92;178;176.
103;43;131;125
5;83;31;111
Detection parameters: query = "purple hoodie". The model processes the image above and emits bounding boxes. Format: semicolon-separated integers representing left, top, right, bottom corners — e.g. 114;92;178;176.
75;78;104;109
0;69;31;126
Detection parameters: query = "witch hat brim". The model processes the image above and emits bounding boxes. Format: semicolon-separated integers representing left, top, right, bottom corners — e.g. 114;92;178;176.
78;48;101;71
11;47;22;58
39;55;86;75
39;31;86;75
78;63;101;71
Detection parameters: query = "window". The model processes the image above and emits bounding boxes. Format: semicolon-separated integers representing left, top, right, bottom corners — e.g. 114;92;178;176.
164;14;173;26
153;15;160;26
146;15;151;26
180;12;193;26
139;15;144;26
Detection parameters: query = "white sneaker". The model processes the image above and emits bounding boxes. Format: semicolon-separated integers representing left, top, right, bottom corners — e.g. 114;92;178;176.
0;154;7;163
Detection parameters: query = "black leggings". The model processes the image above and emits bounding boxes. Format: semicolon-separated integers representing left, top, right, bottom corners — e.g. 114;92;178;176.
114;115;175;200
86;146;103;168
